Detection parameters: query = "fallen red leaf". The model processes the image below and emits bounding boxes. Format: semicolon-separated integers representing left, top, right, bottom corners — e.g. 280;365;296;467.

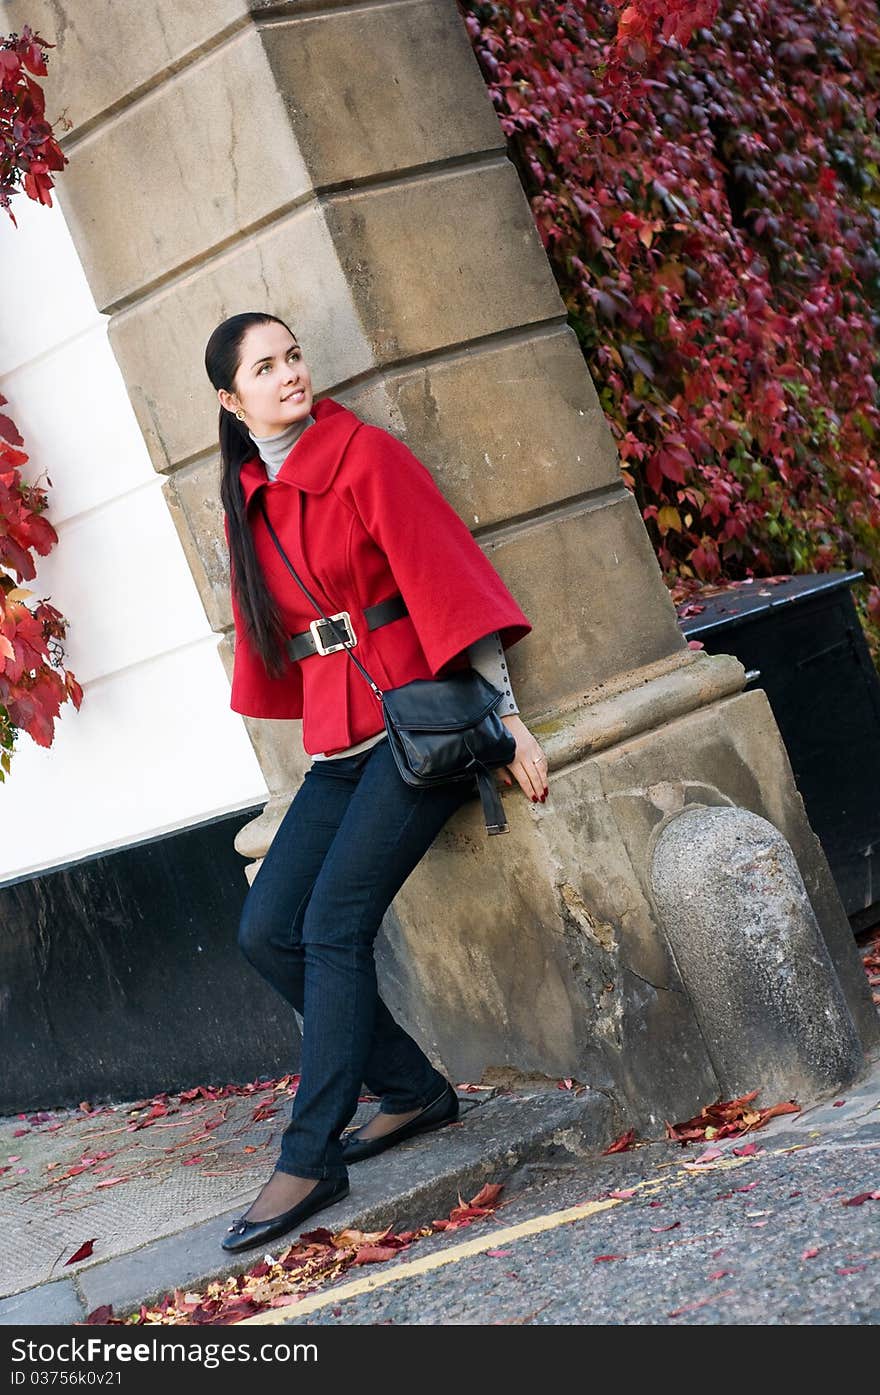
691;1147;722;1165
353;1245;400;1265
602;1129;637;1154
84;1305;113;1325
801;1247;820;1260
469;1182;504;1209
65;1239;97;1265
594;1254;625;1262
842;1192;880;1206
650;1221;681;1233
666;1089;800;1144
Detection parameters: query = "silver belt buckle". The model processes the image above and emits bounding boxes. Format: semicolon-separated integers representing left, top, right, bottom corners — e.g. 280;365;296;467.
310;611;356;656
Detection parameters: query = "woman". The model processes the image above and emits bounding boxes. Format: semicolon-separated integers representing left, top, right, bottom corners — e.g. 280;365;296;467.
204;312;549;1254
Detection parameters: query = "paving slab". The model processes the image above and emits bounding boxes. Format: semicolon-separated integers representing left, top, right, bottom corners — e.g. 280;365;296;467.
0;1080;617;1324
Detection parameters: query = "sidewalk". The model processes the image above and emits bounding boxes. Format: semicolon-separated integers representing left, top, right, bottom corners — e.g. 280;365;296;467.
3;928;878;1330
0;1075;620;1325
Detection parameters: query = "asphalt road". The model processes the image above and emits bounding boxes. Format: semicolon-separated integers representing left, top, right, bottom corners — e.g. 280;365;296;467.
250;1104;879;1326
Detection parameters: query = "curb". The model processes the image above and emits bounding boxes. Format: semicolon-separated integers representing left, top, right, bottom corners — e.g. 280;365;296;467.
0;1086;619;1325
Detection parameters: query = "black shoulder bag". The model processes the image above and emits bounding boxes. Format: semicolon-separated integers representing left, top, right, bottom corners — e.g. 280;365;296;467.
258;500;517;835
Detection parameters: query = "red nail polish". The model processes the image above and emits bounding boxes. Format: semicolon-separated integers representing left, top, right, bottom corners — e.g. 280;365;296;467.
531;795;538;802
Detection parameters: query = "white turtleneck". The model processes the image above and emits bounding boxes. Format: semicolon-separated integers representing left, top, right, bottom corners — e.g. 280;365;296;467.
249;413;315;479
248;417;519;761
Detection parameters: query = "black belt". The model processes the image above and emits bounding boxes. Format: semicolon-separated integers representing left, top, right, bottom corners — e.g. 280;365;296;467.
286;594;408;662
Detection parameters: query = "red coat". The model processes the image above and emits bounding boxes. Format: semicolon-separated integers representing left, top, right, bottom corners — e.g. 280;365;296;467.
226;396;533;755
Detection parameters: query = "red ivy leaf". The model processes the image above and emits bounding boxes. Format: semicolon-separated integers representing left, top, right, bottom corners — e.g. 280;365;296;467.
65;1239;97;1266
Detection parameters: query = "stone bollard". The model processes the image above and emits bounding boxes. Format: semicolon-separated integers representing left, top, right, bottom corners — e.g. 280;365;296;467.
650;804;865;1105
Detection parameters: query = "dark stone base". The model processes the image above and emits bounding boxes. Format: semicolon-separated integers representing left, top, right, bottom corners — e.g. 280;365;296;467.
0;808;298;1113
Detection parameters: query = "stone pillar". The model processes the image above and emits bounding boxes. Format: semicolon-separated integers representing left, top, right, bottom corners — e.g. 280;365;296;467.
650;806;864;1102
18;0;876;1127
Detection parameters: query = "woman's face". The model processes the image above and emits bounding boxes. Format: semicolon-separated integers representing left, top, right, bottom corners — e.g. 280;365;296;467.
219;321;313;438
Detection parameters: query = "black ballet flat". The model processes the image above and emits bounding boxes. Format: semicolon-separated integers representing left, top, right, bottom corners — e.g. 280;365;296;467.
221;1172;350;1254
341;1081;459;1163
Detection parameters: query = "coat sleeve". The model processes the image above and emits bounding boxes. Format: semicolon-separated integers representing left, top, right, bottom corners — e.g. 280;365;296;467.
225;515;304;720
340;426;533;679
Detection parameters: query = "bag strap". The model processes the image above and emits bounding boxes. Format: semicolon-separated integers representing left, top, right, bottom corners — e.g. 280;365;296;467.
258;498;383;702
257;501;511;834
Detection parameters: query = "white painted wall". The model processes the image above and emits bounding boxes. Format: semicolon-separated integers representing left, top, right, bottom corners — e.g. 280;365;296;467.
0;193;269;881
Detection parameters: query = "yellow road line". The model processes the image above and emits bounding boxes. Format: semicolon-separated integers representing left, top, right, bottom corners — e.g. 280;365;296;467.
239;1195;624;1325
237;1144;787;1326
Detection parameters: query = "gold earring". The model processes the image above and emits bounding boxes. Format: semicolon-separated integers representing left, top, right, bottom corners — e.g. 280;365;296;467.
235;409;246;421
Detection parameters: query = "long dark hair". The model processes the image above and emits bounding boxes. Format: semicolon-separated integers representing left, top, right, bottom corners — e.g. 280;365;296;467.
204;312;293;679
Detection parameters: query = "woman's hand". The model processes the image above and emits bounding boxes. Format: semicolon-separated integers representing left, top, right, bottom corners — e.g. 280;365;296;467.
497;715;549;803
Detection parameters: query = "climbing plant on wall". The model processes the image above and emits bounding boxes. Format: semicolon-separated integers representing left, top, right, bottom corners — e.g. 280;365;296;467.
0;23;79;774
461;0;880;657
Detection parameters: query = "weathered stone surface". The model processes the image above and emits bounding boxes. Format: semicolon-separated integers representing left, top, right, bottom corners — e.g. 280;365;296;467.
650;804;864;1102
347;326;622;517
375;685;877;1133
322;159;562;363
163;459;229;632
2;0;354;134
262;1;505;184
537;650;747;763
55;27;311;309
48;1;506;309
0;1279;83;1326
109;158;563;472
3;0;261;131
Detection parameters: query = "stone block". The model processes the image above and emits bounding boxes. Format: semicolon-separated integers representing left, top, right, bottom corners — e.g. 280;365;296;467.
55;27;311;309
346;325;621;520
110;157;564;472
163;458;229;632
54;1;505;309
2;0;257;132
0;1280;83;1326
495;490;688;713
262;0;505;185
323;158;564;362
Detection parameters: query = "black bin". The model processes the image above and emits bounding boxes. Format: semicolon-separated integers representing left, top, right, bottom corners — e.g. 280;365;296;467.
676;571;880;932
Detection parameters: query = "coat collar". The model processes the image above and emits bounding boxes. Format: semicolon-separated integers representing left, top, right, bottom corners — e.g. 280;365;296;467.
238;396;363;510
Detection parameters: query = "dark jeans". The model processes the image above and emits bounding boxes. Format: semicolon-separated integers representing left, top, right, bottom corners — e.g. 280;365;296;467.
237;736;476;1182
